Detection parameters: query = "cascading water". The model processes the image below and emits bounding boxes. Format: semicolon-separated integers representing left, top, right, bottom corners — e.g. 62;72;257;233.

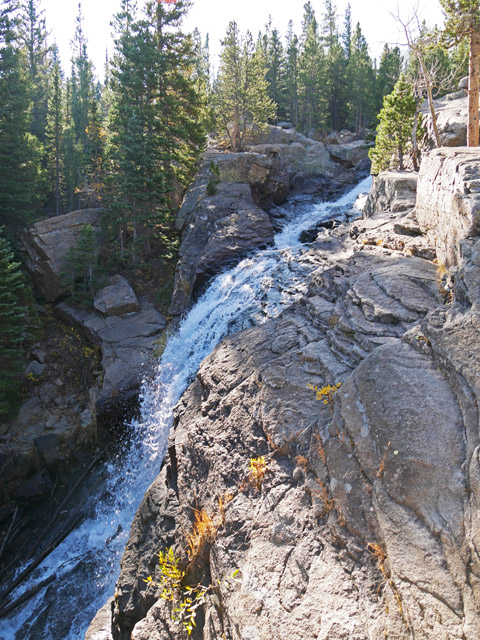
0;176;371;640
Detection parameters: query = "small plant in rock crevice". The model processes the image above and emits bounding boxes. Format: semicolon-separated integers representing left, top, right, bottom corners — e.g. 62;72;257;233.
144;545;240;636
186;508;218;561
247;456;268;491
308;382;342;406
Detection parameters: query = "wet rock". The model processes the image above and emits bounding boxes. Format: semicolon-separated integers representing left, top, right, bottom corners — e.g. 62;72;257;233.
85;598;114;640
12;469;53;501
94;275;140;316
111;199;454;639
22;208;102;302
34;433;72;472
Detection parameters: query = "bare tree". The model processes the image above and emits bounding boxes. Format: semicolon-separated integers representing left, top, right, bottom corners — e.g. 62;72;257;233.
392;2;455;148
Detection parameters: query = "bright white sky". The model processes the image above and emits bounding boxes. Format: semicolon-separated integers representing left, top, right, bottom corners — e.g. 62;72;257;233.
41;0;445;78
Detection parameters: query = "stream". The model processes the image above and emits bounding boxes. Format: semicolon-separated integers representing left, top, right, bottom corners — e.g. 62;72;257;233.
0;176;371;640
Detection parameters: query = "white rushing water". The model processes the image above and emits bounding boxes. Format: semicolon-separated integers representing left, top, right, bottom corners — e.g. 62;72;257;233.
0;176;371;640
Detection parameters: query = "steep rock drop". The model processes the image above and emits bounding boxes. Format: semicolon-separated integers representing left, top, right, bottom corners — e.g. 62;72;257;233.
108;158;480;639
0;179;371;640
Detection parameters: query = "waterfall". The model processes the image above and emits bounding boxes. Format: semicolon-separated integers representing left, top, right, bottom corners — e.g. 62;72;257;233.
0;176;371;640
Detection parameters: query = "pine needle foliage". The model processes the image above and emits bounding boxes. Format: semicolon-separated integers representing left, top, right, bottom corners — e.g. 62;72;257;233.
212;20;276;151
0;229;30;421
369;74;423;174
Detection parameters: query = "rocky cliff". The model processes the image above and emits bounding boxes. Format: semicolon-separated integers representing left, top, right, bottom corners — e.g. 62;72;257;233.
91;148;480;640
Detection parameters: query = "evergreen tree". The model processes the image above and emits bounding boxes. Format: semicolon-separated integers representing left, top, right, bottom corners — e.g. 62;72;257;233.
213;20;275;151
298;2;326;134
346;23;375;133
321;1;347;131
369;74;422;173
70;3;93;151
0;229;30;421
18;0;51;143
264;24;286;121
342;3;352;60
0;0;43;229
106;0;205;259
440;0;480;145
61;223;101;305
321;0;337;49
376;44;403;109
45;47;65;215
285;20;299;126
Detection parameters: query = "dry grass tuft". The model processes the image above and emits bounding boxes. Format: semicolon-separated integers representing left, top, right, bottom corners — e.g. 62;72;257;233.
312;479;335;516
376;441;391;478
248;456;268;491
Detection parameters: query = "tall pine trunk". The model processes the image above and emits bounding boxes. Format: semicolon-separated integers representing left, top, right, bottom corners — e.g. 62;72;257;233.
468;28;480;146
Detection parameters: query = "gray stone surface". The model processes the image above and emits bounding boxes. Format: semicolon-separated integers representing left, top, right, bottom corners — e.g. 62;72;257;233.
56;301;166;403
326;140;372;168
363;171;418;217
169;181;272;318
22;208;101;301
170;130;360;319
416;147;480;266
111;195;473;639
421;93;471;148
85;598;114;640
94;275;140;316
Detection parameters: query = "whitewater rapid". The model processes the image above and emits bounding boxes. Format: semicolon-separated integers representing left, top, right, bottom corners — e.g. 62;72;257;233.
0;176;371;640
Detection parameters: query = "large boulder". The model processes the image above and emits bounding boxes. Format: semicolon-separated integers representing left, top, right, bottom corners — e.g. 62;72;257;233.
22;209;102;302
421;93;470;148
56;301;166;422
169;167;276;318
94;275;140;316
363;171;418;217
416;147;480;266
326;140;372;169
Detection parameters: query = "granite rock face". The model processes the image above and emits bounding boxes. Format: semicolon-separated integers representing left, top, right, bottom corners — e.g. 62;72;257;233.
363;171;418;217
421;93;470;148
22;208;101;302
326;140;372;168
106;173;480;640
416;147;480;266
169;181;274;318
102;149;480;640
56;300;166;420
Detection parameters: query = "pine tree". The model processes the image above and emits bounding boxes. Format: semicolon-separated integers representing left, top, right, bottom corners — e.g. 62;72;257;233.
265;25;287;121
342;3;352;60
376;44;403;109
285;20;299;126
45;47;65;215
18;0;51;143
213;20;275;151
106;0;205;259
346;23;376;133
321;1;347;131
61;223;101;305
440;0;480;145
369;74;422;174
0;229;30;421
298;2;326;134
0;0;43;229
